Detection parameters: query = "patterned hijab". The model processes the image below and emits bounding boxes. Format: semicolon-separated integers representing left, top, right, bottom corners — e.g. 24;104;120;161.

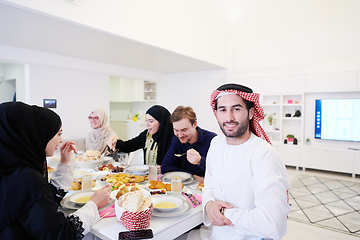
210;83;271;145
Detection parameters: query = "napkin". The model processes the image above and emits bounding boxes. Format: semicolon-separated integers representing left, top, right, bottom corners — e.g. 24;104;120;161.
157;174;163;180
182;192;202;208
99;204;116;219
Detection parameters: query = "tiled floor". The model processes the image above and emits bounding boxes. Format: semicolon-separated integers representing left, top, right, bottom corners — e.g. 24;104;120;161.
285;168;360;240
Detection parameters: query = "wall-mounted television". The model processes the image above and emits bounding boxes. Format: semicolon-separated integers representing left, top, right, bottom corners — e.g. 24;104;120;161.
315;99;360;142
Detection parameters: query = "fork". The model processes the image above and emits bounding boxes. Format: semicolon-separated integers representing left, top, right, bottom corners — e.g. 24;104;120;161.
185;188;201;205
174;153;186;157
100;209;115;219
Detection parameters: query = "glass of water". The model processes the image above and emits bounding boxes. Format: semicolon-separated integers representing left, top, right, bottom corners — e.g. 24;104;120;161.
171;176;182;194
81;172;92;191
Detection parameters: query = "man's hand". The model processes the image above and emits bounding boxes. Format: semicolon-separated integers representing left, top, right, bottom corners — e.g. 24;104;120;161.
60;142;77;164
193;174;204;183
187;149;201;165
205;200;234;226
107;135;117;151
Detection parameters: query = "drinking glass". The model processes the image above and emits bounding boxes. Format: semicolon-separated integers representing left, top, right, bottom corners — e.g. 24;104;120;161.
81;172;92;191
149;164;157;181
171;176;182;194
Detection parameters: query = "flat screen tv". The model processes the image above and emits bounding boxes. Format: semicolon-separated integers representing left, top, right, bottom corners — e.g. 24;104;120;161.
315;99;360;142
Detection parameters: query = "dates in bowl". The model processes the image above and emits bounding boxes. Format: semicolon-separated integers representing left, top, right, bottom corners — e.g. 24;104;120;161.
97;163;123;173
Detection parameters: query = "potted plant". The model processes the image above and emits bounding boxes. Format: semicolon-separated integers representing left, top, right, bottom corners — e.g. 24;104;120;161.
265;113;276;129
132;113;139;122
286;134;294;142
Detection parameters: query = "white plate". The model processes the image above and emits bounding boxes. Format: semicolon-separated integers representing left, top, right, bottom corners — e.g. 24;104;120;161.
126;165;149;174
69;191;95;206
151;198;192;217
124;169;148;176
160;172;196;185
61;190;96;209
151;195;183;212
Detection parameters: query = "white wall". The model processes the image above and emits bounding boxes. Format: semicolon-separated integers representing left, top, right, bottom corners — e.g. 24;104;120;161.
157;70;227;135
28;64;110;140
228;0;360;76
3;0;229;68
3;64;25;101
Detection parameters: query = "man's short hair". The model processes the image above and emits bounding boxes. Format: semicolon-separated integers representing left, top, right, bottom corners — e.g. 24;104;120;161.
170;106;197;125
214;83;254;112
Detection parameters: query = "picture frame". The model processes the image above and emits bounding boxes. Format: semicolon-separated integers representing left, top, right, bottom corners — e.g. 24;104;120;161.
43;99;57;108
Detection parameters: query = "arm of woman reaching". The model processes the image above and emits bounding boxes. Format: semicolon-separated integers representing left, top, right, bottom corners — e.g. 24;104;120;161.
107;130;147;153
71;184;112;234
16;171;111;240
50;142;78;200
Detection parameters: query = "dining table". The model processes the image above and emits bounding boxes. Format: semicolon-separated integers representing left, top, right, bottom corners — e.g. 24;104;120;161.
59;166;204;240
90;196;203;240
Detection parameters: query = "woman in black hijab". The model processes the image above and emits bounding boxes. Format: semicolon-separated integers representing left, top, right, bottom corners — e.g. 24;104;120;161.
0;102;111;240
107;105;174;173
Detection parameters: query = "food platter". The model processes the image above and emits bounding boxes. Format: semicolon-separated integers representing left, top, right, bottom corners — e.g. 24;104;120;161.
60;190;96;210
151;197;192;217
160;172;196;185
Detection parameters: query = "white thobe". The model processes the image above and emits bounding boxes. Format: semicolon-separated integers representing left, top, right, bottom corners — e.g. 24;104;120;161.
188;133;290;240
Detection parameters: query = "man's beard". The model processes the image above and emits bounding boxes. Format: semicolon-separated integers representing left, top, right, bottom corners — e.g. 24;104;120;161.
218;120;249;138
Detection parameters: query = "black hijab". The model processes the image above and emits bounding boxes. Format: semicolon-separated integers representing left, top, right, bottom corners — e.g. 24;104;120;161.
0;102;61;230
146;105;174;164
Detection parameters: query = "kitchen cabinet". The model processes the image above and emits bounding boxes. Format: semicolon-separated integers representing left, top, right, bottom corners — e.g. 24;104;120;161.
144;81;156;101
110;77;144;102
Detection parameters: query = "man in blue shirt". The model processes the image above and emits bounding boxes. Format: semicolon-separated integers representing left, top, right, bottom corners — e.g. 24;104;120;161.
161;106;217;182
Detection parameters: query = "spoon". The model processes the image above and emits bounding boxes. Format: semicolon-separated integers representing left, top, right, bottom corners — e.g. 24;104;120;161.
174;153;186;157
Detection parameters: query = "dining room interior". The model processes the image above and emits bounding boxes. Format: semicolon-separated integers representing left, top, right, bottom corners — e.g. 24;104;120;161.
1;0;360;239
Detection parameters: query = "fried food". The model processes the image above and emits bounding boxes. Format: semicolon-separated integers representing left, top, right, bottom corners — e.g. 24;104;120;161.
47;166;55;173
196;182;204;192
149;180;183;191
115;186;129;199
100;173;148;185
69;178;96;191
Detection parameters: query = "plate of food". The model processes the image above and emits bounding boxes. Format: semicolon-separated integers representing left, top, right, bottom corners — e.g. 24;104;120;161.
100;172;148;185
69;177;97;191
61;190;96;210
69;191;95;206
148;180;184;192
160;172;196;185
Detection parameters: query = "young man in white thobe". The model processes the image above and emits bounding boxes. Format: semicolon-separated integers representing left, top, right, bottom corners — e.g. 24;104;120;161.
187;83;290;240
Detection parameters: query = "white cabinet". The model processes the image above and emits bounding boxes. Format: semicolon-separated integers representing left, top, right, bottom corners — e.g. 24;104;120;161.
274;145;301;170
261;93;304;145
110;77;144;102
355;152;360;176
301;147;354;174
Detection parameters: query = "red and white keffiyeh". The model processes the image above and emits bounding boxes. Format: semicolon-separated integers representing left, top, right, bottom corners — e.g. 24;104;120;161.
210;89;272;145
